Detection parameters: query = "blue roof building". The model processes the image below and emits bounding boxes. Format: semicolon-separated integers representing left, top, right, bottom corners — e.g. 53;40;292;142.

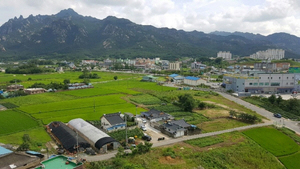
185;76;200;81
169;74;179;78
184;76;205;86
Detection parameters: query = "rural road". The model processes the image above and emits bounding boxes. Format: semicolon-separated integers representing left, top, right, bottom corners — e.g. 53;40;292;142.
85;122;272;162
217;92;300;134
84;90;300;162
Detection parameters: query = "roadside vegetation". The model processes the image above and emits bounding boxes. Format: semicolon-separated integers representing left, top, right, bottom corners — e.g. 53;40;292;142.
243;95;300;120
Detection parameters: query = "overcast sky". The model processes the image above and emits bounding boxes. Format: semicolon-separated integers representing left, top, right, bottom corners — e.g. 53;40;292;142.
1;0;300;37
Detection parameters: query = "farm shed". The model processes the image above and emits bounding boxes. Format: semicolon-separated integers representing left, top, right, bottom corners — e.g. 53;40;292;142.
184;76;206;86
48;122;90;153
68;118;119;153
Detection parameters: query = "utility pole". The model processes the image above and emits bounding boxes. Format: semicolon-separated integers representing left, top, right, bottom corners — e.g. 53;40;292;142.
125;114;128;147
76;131;79;162
136;105;137;117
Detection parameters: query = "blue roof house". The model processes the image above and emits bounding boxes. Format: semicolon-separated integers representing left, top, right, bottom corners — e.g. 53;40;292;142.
184;76;206;86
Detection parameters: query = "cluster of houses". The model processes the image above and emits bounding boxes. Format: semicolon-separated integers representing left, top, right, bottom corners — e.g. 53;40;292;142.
0;83;94;98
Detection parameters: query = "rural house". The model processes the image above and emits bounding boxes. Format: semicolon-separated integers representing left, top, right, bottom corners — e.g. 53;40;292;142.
161;122;185;138
101;112;126;132
24;88;46;95
141;109;172;122
6;84;24;92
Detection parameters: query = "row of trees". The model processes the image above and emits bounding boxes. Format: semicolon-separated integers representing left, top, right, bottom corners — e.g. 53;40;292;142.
229;110;259;123
5;64;54;74
79;70;100;79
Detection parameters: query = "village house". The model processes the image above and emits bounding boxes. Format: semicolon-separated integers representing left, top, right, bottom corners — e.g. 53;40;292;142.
6;84;24;92
141;109;173;122
101;112;126;132
24;88;46;95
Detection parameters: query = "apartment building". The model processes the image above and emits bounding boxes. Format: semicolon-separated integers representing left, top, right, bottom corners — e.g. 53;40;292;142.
217;51;232;60
250;49;285;60
169;62;180;70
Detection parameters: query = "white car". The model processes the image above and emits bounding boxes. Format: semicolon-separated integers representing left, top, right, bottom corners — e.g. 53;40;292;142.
141;126;147;131
142;119;147;123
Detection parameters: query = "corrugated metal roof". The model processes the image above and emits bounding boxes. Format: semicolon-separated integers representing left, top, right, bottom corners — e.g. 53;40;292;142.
185;76;200;81
0;146;12;156
169;74;178;78
68;118;110;144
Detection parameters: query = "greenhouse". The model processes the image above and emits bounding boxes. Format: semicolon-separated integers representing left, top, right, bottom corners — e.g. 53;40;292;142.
48;121;90;153
68;118;119;153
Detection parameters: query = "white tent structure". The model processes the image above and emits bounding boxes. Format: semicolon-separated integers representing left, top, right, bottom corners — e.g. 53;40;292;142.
68;118;119;153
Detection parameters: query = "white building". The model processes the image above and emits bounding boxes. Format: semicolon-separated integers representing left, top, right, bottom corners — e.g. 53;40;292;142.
169;62;180;70
184;76;206;86
217;51;232;60
223;73;296;94
68;118;119;153
250;49;285;60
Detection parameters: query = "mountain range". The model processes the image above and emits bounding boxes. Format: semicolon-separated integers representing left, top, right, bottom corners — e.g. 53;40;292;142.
0;8;300;61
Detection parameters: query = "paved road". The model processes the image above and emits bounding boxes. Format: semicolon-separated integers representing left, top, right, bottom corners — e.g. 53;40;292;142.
218;92;300;134
85;122;272;162
85;91;300;162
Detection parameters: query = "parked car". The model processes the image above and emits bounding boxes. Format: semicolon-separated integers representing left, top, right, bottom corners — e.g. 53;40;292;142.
158;137;165;141
140;126;147;131
274;113;282;118
142;135;152;141
142;119;147;123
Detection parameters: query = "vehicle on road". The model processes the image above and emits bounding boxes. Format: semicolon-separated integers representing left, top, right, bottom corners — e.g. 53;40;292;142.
158;137;165;141
142;119;147;123
140;126;147;131
142;135;152;141
274;113;282;118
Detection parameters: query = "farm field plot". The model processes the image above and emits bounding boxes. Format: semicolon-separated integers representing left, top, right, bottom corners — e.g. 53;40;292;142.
0;110;39;135
93;131;284;169
19;94;127;114
129;94;162;105
243;127;299;156
200;118;248;133
279;152;300;169
168;111;209;125
34;103;146;124
60;87;119;97
1;92;78;107
0;127;51;145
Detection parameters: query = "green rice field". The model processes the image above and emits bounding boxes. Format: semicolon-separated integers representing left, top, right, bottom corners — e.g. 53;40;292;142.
243;127;299;156
0;110;39;135
279;151;300;169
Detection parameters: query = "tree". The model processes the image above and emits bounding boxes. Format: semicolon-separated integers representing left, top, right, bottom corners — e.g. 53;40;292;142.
276;95;283;105
114;76;118;80
198;102;206;110
178;94;196;112
268;94;276;104
63;79;70;85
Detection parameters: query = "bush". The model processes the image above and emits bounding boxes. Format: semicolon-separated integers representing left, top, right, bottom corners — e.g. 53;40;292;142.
162;147;176;158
